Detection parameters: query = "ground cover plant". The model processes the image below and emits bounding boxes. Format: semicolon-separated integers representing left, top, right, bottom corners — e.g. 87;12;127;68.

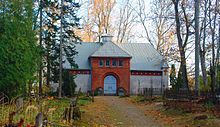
129;95;220;127
0;95;91;126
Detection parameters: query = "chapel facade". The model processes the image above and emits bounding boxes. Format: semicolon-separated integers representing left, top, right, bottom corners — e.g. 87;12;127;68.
64;35;169;95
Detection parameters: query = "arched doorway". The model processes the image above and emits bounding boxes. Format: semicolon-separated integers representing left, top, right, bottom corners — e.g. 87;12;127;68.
104;75;117;95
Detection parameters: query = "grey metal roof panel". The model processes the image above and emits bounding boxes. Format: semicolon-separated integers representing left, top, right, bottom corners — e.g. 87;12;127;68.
117;43;163;71
63;42;101;69
64;42;165;71
90;42;131;58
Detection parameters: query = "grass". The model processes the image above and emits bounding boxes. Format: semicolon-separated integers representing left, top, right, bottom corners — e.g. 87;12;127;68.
78;99;90;106
128;95;220;127
130;95;164;103
0;96;92;126
45;98;70;124
159;103;220;127
78;96;92;106
130;95;146;103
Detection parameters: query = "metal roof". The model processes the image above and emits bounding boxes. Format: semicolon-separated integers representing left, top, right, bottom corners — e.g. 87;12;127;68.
64;42;166;71
90;41;131;58
117;43;163;71
63;42;101;69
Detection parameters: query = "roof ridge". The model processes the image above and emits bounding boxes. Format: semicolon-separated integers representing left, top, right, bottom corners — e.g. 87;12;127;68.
90;41;131;58
111;42;131;57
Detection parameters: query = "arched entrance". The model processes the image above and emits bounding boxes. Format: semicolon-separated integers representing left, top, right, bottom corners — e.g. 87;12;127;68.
104;75;117;95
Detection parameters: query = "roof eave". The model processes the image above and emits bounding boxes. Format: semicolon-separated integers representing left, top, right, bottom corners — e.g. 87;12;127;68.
89;56;132;58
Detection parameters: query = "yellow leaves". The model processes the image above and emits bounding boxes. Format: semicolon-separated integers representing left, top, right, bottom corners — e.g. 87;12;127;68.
47;96;54;100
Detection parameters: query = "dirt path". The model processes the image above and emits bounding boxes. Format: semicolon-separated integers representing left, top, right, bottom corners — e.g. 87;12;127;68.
79;96;161;127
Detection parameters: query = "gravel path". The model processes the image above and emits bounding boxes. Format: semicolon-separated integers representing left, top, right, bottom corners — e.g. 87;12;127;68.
80;96;162;127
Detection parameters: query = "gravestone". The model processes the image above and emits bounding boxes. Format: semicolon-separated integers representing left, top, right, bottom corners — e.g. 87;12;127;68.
72;106;81;120
70;98;77;107
16;97;23;111
35;113;43;127
97;88;103;96
118;88;125;96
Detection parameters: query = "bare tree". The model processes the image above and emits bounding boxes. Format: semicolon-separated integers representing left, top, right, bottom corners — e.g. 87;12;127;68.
199;0;209;86
115;0;137;43
134;0;179;62
88;0;115;41
172;0;191;90
150;0;174;50
207;0;219;92
134;0;154;46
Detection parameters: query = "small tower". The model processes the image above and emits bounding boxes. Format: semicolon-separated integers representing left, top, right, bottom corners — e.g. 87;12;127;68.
101;34;113;44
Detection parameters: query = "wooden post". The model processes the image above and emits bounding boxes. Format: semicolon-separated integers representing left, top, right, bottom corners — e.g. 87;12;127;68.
68;107;72;123
63;108;68;120
92;90;94;102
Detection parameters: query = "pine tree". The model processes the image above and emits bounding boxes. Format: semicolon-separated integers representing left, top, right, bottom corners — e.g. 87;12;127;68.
41;0;80;95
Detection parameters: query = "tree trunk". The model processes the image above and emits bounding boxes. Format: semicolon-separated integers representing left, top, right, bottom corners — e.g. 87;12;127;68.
194;0;200;92
208;0;217;93
216;21;220;87
46;45;50;87
200;52;207;86
59;0;64;98
39;0;43;96
200;0;208;86
172;0;189;90
180;52;189;90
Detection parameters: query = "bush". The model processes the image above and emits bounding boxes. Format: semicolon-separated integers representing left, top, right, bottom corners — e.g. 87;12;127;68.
62;70;77;97
204;100;214;110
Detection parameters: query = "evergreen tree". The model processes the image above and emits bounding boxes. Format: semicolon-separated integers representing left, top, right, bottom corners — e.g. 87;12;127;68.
170;64;177;90
62;70;76;97
176;64;183;90
40;0;80;93
0;0;40;98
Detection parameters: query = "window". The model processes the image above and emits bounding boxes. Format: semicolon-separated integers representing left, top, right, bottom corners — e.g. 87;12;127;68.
106;59;110;66
112;60;117;66
99;60;103;67
119;60;123;66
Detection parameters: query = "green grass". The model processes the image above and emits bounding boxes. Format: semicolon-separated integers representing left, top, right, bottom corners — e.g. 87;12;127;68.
131;95;146;102
78;96;92;106
130;95;164;103
45;98;70;123
78;99;90;106
0;96;91;126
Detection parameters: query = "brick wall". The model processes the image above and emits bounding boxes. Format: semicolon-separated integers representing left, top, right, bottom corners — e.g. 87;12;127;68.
90;57;130;95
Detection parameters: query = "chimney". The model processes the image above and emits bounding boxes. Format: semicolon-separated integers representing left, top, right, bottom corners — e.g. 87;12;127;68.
101;34;113;43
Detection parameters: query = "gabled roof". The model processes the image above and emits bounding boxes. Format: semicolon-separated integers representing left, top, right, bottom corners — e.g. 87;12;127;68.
118;43;163;71
63;42;167;71
63;42;101;69
90;41;131;58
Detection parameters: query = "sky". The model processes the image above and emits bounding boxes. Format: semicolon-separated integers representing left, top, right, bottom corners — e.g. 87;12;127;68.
78;0;153;43
76;0;198;72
